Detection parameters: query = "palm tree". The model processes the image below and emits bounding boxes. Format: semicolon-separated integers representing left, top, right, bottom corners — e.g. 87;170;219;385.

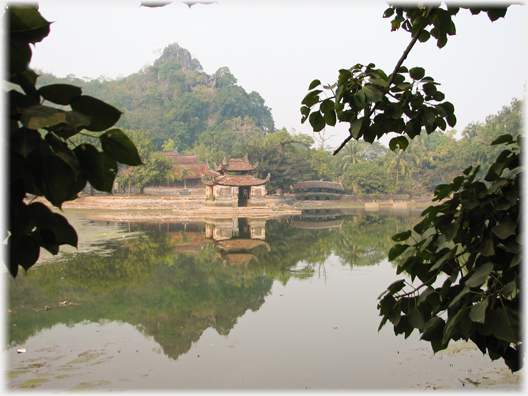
176;166;196;189
165;168;175;187
386;148;410;185
336;140;365;174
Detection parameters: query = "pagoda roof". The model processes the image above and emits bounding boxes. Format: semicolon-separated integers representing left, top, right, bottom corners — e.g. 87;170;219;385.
201;173;270;187
215;154;258;172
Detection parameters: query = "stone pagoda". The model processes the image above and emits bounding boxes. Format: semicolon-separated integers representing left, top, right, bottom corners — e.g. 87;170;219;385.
201;154;270;207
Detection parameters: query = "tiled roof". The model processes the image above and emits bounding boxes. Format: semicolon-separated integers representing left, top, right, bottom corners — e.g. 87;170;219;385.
216;155;258;172
173;163;212;178
213;174;270;187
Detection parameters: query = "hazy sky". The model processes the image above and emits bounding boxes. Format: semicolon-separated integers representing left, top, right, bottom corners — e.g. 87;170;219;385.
27;0;526;148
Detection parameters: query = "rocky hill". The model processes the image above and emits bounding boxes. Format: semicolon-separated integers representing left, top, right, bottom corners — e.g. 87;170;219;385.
36;43;275;154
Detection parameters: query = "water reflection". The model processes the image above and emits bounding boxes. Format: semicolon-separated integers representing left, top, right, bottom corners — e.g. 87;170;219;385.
7;208;422;362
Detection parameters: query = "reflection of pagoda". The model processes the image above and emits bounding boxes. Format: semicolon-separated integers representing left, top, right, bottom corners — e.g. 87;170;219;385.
205;217;269;266
201;155;270;207
291;209;345;229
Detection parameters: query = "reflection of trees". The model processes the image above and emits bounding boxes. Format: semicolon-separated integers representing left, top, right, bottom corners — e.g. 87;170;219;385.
7;232;273;360
7;211;420;360
331;214;420;267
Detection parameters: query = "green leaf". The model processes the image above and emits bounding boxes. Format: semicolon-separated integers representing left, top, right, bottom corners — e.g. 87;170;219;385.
26;145;76;208
70;95;122;132
352;90;366;109
20;105;67;129
308;79;321;90
9;38;31;74
388;244;409;261
51;213;78;247
28;201;55;228
10;128;41;157
47;111;92;139
392;230;412;242
446;113;457;127
469;299;488;323
448;285;470;308
405;119;422;138
409;67;425;80
383;7;395;18
8;6;51;43
309;111;326;132
11;235;40;273
44;133;82;176
492;307;519;344
486;8;508;22
73;144;105;191
301;90;322;107
407;307;426;329
387;279;406;295
418;29;431;43
442;305;467;344
363;85;383;103
465;262;494;288
491;216;516;240
349;118;362;139
477;237;495;257
320;99;334;114
324;110;337;126
101;153;118;193
378;294;396;316
421;317;444;341
430;247;457;272
389;136;409;151
38;84;82;105
100;128;143;166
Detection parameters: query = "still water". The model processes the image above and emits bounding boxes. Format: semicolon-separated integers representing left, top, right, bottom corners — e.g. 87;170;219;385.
5;208;522;391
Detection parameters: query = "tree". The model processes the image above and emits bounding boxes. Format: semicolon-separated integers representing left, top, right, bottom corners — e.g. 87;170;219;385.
162;138;176;152
175;166;196;189
335;140;365;173
7;5;141;277
301;4;521;371
342;161;393;195
381;135;521;371
116;130;173;193
310;148;334;181
243;131;316;193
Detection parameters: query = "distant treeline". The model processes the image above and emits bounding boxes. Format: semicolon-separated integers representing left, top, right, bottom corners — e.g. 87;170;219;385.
36;43;523;195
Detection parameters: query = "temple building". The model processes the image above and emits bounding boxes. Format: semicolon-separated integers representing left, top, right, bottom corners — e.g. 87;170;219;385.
159;149;212;189
201;155;270;207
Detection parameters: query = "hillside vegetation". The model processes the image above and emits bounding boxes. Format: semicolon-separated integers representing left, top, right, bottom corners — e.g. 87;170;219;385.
37;43;274;155
35;43;523;195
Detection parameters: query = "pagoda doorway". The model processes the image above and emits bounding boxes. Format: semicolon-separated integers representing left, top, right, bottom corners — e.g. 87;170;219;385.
238;186;250;207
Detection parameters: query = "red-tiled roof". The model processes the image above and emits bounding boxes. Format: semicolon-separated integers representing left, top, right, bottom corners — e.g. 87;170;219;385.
213;174;269;187
216;155;258;172
173;163;212;179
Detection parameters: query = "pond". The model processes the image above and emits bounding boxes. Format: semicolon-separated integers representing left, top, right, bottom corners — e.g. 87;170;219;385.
5;208;522;391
